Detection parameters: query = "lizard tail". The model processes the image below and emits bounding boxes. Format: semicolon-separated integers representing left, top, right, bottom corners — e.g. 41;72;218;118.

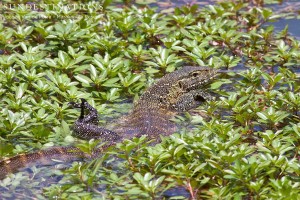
0;146;88;180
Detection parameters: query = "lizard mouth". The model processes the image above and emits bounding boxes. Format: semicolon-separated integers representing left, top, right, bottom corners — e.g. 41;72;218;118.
187;80;212;92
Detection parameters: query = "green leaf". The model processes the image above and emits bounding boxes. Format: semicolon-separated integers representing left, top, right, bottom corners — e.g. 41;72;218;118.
257;112;268;121
90;64;97;78
15;83;26;99
74;74;92;85
102;77;120;87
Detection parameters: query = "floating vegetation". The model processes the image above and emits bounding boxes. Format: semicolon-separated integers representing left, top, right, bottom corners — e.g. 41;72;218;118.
0;0;300;199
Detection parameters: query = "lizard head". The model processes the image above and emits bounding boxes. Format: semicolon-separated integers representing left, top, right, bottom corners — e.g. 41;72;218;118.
174;66;219;92
135;66;220;112
157;66;220;112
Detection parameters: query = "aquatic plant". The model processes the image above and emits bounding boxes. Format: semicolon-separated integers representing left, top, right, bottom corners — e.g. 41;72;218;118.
0;0;300;199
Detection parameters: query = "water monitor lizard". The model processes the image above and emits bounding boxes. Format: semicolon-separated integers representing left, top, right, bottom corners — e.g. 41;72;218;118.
0;66;219;179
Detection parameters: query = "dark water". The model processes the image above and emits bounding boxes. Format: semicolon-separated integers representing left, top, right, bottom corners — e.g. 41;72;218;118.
266;1;300;39
270;18;300;39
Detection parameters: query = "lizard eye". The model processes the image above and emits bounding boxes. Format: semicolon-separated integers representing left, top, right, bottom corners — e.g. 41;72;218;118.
192;72;199;77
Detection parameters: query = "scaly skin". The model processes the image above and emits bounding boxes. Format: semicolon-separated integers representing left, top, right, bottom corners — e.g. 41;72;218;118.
0;66;219;179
